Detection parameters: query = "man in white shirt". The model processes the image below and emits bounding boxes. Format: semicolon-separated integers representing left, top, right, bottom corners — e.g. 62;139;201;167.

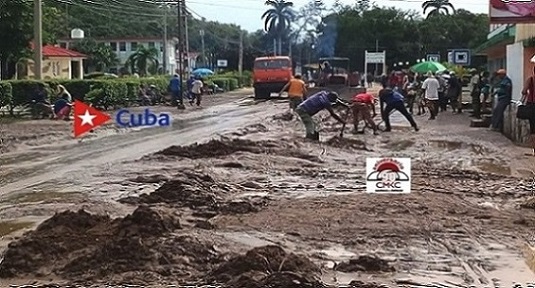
421;71;440;120
190;77;204;106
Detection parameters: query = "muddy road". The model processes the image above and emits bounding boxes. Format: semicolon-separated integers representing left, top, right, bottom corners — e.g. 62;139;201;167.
1;89;535;287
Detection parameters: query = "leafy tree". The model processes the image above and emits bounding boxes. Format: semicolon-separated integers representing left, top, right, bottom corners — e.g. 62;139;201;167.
71;38;119;73
422;0;455;18
126;46;159;76
0;0;32;79
42;4;66;44
262;0;296;55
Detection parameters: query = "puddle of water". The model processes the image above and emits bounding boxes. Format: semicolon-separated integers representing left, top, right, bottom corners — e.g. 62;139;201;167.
6;191;81;204
0;220;34;237
429;140;491;155
386;140;415;151
475;160;512;176
318;246;357;260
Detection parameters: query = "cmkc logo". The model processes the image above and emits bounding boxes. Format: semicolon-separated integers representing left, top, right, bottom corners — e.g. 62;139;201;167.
365;158;411;193
73;100;171;138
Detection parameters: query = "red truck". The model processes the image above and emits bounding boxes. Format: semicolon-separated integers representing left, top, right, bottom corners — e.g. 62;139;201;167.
252;56;293;99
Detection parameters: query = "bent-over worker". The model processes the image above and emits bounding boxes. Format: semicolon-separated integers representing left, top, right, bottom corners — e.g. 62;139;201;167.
351;93;378;135
379;86;419;132
295;91;348;140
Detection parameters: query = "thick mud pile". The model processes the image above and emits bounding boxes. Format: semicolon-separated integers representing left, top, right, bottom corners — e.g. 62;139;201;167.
334;256;395;273
0;206;221;283
154;138;321;162
206;245;325;288
325;136;371;150
119;172;269;215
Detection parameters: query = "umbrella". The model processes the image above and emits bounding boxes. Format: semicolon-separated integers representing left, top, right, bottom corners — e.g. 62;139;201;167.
192;68;214;76
410;61;447;74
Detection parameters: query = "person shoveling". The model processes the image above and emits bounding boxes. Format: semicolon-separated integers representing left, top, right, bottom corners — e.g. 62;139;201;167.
295;90;349;140
351;92;379;135
278;74;308;121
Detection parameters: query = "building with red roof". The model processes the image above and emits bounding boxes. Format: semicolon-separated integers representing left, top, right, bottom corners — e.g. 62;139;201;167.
22;44;87;80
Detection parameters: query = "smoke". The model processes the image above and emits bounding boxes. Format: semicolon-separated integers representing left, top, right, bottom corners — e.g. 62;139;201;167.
316;17;337;58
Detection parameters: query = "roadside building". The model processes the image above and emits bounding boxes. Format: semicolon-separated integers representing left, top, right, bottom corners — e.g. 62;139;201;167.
474;23;535;146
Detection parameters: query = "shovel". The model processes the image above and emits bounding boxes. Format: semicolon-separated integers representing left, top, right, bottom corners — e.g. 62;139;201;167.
339;106;352;138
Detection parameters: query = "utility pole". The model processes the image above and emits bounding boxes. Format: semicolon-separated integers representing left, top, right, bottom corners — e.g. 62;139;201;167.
238;31;243;76
375;39;379;76
34;0;43;80
177;0;184;78
200;29;205;67
162;4;168;74
182;0;190;73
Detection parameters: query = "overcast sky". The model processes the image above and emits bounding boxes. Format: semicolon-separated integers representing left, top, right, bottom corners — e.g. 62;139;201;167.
187;0;489;32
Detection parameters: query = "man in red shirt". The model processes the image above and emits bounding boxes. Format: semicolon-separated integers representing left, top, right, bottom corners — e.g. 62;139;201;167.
352;92;378;135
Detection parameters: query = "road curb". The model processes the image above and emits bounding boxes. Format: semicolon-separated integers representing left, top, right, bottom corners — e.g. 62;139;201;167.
523;243;535;273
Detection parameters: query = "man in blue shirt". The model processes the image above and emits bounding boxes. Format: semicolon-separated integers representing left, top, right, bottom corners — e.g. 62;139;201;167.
295;91;348;140
379;85;419;132
168;74;185;109
491;69;512;132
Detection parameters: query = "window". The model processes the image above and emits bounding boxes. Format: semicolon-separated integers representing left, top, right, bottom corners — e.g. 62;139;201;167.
254;59;290;69
119;42;126;51
110;42;117;51
148;42;155;48
131;42;138;51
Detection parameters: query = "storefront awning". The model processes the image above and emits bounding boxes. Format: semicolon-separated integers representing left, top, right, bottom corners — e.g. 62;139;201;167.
473;25;516;55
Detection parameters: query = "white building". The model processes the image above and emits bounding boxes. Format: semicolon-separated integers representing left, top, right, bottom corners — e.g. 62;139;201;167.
59;37;179;74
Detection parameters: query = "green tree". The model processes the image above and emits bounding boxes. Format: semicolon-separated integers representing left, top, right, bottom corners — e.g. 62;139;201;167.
42;4;66;44
126;46;159;76
262;0;296;55
71;39;119;73
0;0;32;79
422;0;455;18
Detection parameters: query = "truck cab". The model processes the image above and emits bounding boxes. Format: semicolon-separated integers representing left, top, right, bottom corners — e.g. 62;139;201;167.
253;56;293;99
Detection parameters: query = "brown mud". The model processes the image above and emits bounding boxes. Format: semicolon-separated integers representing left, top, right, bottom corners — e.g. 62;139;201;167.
1;97;535;287
153;137;322;162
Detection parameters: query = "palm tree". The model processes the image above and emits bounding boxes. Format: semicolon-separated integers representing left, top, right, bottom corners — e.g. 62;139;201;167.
262;0;296;55
422;0;455;18
126;46;159;76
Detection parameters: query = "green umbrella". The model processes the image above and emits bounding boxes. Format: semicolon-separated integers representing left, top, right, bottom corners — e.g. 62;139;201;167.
410;61;447;74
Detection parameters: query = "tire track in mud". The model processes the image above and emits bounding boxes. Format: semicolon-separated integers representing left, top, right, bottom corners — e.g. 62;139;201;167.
0;103;279;197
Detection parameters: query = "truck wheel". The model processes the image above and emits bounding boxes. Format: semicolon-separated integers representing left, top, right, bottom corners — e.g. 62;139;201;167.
254;88;270;100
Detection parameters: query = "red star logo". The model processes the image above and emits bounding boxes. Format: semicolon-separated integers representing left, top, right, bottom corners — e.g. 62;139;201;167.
73;100;111;138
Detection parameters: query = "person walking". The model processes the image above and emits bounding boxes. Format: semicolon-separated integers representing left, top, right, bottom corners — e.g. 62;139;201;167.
279;74;307;110
490;69;512;132
447;72;463;113
521;66;535;156
421;71;440;120
469;69;482;119
480;71;491;114
190;76;204;106
379;85;419;132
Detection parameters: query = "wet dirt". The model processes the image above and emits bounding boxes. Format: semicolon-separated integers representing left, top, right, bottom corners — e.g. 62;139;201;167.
205;245;323;287
429;140;491;155
119;172;269;216
153;137;322;162
325;136;371;151
0;206;224;283
0;221;34;237
1;99;535;287
334;256;395;273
